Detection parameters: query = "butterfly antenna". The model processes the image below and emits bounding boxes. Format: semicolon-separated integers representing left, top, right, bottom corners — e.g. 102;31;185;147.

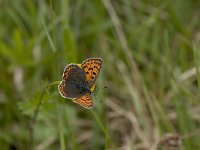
91;85;108;103
95;85;108;91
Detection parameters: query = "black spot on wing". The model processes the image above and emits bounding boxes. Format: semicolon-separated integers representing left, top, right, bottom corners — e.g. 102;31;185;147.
88;67;93;70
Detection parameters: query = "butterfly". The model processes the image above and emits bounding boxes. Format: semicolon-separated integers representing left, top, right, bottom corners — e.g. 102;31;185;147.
58;58;102;109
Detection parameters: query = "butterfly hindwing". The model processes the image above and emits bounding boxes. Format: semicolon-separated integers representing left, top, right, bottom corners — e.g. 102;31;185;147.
81;58;102;88
72;93;93;109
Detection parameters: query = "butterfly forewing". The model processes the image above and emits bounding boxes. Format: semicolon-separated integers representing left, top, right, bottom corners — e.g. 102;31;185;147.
58;80;67;98
62;64;78;80
58;64;88;98
72;93;93;109
81;58;102;89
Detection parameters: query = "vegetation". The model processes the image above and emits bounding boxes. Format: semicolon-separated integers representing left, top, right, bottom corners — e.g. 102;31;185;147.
0;0;200;149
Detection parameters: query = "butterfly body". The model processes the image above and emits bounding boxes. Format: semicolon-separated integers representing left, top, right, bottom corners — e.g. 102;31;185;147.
58;58;102;109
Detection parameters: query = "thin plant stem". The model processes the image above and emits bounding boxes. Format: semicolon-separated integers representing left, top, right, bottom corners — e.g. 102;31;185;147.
29;81;61;149
29;89;46;149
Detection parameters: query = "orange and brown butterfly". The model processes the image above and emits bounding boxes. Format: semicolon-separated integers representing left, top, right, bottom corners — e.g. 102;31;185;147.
58;58;102;109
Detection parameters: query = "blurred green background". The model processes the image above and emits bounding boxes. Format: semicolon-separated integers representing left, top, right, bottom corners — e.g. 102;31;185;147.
0;0;200;149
